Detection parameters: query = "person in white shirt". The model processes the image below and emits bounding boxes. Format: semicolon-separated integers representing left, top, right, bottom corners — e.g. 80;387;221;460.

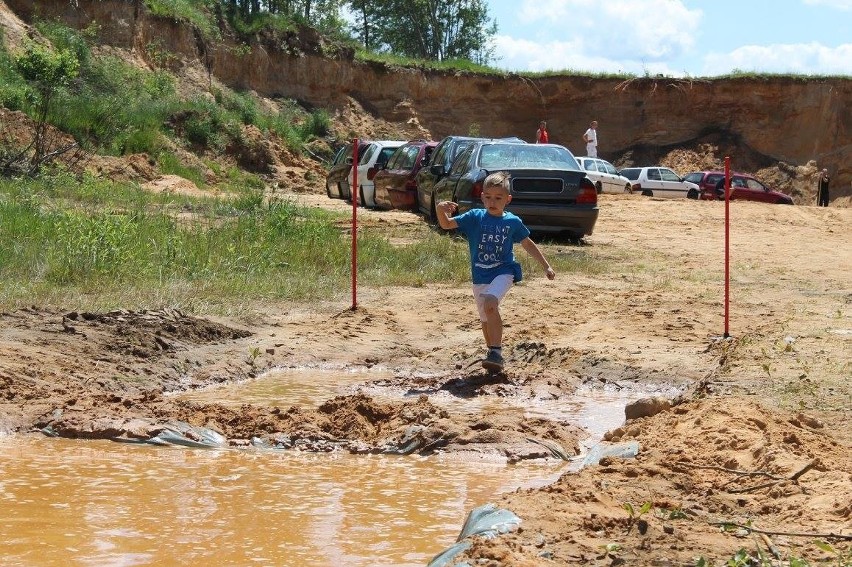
583;120;598;157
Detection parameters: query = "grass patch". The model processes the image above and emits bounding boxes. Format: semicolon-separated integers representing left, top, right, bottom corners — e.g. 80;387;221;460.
355;48;498;74
0;176;463;312
156;152;207;188
0;176;618;314
144;0;220;40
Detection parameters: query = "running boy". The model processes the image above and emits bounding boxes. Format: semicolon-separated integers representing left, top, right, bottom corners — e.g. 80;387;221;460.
436;171;556;371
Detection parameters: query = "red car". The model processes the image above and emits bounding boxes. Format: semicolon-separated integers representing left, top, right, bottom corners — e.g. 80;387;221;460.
372;140;437;210
684;171;793;204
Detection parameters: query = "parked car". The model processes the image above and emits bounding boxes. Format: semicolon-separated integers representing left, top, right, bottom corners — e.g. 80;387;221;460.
348;140;407;208
416;135;487;219
372;140;438;211
619;166;700;199
432;141;599;239
684;170;794;204
416;136;527;220
682;170;726;198
325;140;370;201
578;156;632;194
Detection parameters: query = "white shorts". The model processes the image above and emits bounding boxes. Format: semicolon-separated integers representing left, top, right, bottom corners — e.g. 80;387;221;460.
586;143;597;157
472;273;514;321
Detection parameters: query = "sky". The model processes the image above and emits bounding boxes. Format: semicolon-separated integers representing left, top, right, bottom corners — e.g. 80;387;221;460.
486;0;852;76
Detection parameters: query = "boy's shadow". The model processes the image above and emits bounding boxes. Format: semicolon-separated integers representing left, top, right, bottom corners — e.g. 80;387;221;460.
437;370;512;398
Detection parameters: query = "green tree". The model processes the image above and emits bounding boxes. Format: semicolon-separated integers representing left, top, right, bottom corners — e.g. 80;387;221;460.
12;41;80;175
350;0;496;63
347;0;382;50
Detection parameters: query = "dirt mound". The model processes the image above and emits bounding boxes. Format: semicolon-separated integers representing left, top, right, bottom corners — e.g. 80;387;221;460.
0;307;255;433
455;397;851;564
613;135;829;206
332;96;431;142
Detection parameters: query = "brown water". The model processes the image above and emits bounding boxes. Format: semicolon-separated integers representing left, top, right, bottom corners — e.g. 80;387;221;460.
0;436;566;567
0;368;643;566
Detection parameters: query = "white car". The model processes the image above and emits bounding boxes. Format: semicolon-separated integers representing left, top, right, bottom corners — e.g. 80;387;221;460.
578;157;632;194
348;140;407;207
618;166;700;199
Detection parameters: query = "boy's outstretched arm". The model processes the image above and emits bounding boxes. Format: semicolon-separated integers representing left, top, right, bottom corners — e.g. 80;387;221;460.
436;201;459;230
520;238;556;280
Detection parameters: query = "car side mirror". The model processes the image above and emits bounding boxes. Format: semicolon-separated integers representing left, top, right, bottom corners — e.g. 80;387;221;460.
430;164;445;176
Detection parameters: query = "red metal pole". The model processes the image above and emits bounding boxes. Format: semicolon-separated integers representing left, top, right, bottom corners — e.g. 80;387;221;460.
724;156;730;338
351;139;359;310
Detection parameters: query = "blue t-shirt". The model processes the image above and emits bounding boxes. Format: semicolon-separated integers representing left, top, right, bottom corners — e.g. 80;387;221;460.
454;208;530;285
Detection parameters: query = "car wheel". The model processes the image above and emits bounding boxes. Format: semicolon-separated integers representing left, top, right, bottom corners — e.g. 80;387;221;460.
641;189;653;197
624;183;632;194
326;184;334;199
687;188;699;199
595;182;603;195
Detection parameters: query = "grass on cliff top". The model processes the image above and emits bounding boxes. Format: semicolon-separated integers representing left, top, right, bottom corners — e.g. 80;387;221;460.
97;1;851;82
349;46;851;81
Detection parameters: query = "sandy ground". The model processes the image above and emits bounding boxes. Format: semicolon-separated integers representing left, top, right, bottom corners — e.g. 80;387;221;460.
1;193;849;564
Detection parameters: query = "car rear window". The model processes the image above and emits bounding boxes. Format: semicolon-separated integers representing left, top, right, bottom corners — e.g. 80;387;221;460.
620;168;640;180
376;146;399;166
359;144;377;164
478;145;578;170
398;144;421;169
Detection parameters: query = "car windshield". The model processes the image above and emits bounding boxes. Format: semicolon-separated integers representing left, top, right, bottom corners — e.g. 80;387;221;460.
478;145;579;170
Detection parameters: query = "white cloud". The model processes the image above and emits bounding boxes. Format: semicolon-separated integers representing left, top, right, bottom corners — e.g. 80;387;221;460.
801;0;852;10
492;34;682;76
515;0;575;24
702;42;852;75
508;0;702;64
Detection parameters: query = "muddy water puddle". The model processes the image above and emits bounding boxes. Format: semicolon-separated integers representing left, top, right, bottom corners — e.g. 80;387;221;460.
0;436;562;567
1;368;657;566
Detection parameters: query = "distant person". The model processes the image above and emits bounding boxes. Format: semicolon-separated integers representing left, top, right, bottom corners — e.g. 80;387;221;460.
436;171;556;372
535;121;549;144
583;120;598;157
817;168;830;207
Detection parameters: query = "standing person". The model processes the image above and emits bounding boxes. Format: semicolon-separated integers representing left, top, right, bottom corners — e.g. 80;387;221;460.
436;171;556;372
535;121;549;144
817;168;830;207
583;120;598;157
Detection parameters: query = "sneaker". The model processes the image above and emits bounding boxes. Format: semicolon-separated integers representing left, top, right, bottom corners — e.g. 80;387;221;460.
482;349;504;371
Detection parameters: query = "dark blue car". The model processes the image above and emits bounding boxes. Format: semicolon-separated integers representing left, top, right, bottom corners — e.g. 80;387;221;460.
433;141;599;239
